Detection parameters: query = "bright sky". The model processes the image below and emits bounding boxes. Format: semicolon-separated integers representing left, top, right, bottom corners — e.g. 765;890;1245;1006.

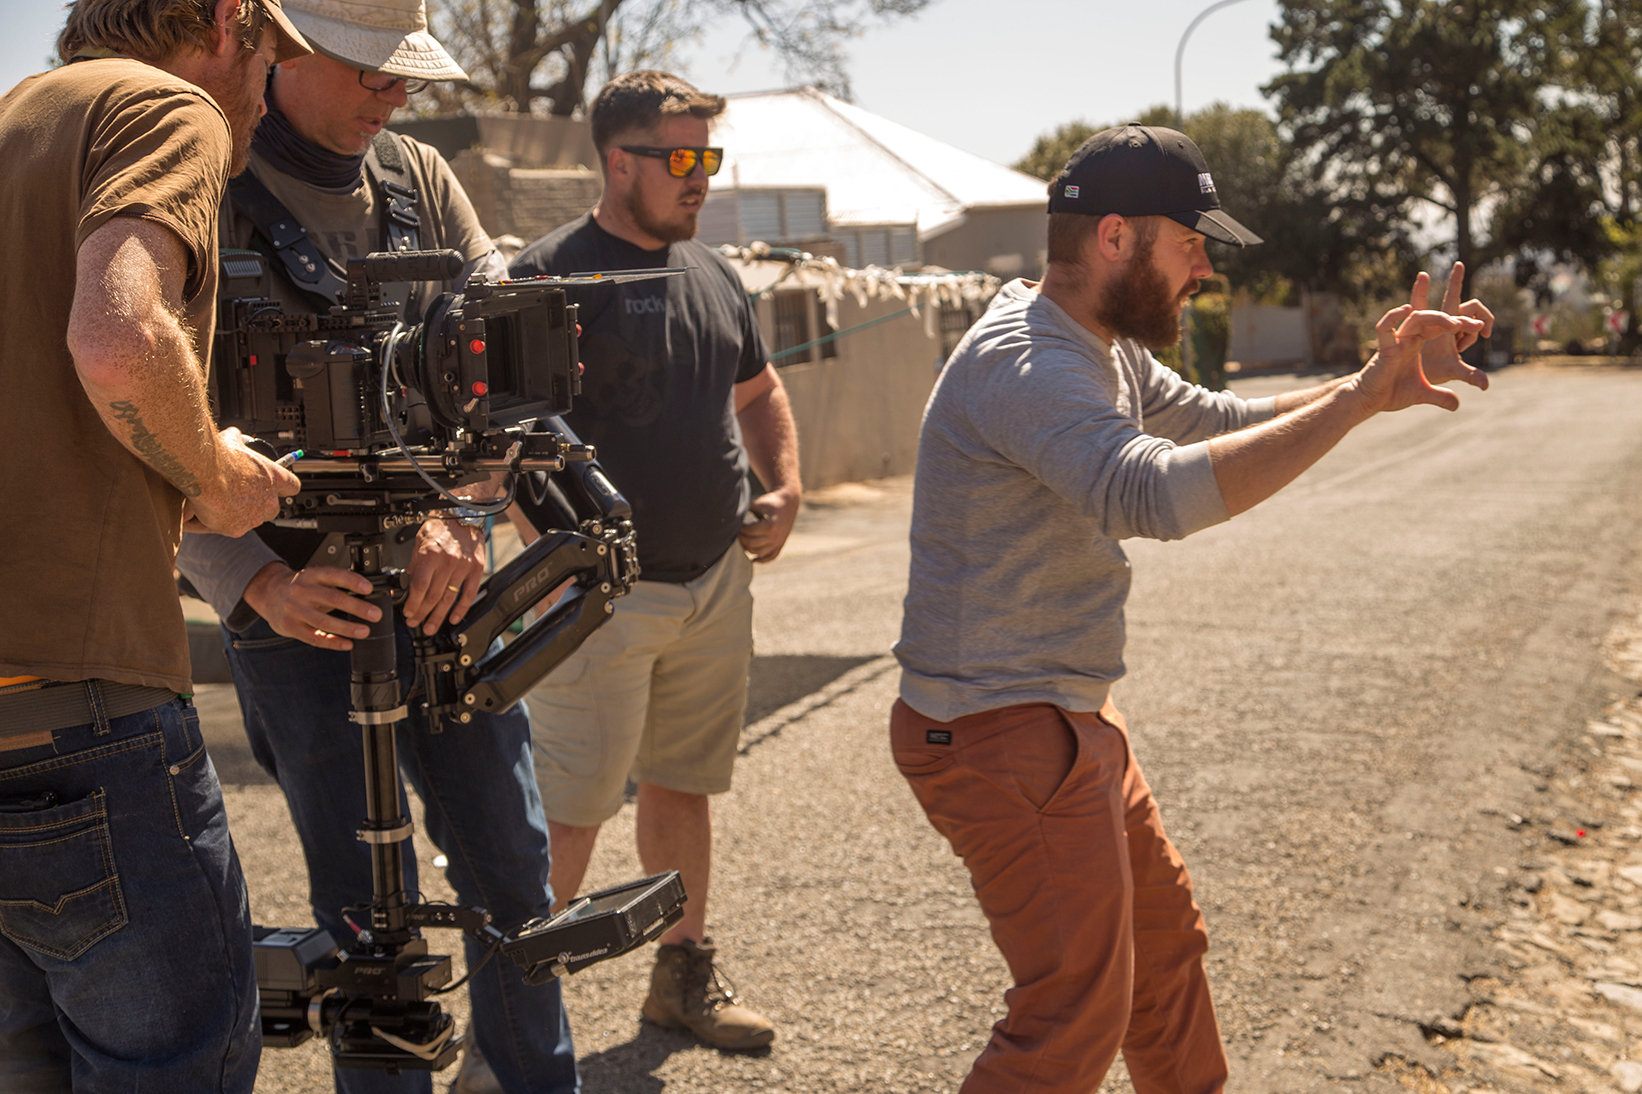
1;0;1286;171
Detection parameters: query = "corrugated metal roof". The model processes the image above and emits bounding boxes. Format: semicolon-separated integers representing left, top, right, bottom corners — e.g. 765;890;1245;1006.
712;88;1048;241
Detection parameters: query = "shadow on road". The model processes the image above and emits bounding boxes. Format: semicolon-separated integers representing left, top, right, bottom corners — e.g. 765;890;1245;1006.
745;652;879;726
196;652;879;789
576;1022;771;1091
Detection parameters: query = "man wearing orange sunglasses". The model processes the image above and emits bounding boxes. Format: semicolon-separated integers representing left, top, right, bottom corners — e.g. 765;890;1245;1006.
617;143;724;179
509;69;801;1054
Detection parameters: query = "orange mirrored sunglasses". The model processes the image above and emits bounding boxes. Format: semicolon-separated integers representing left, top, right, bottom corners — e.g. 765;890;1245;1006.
620;145;724;178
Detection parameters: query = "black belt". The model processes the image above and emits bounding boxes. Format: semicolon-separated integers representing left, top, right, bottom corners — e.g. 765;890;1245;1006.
0;680;177;748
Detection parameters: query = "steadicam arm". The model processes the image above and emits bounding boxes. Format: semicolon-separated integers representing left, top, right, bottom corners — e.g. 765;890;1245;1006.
412;439;638;729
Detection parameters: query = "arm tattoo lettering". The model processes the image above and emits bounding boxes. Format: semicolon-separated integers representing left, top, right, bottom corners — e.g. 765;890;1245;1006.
108;400;204;498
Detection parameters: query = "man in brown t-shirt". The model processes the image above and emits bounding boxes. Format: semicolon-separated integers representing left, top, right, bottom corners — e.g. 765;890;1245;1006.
0;1;308;1090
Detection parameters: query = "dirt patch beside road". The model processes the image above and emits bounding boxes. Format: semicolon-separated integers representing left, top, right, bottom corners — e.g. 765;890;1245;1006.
1380;606;1642;1092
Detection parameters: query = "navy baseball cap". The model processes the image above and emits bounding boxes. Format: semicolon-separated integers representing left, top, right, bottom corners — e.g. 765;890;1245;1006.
1047;124;1262;247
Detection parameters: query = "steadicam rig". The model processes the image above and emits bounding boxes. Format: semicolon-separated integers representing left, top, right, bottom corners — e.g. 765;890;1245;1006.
211;250;690;1072
244;451;679;1073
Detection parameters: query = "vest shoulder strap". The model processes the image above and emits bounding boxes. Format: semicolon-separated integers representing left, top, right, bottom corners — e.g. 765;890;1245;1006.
227;132;425;309
365;130;421;254
227;170;349;310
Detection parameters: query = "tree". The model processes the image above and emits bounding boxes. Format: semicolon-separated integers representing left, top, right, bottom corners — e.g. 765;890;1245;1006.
1487;102;1614;268
425;0;933;117
1558;1;1642;351
1172;103;1289;299
1013;106;1178;184
1266;0;1589;294
1014;120;1097;183
1572;1;1642;228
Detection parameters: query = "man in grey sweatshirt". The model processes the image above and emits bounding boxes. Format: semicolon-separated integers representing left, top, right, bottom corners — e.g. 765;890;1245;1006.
890;125;1493;1094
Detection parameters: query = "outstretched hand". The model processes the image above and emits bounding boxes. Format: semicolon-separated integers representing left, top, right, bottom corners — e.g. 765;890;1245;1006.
1349;266;1493;415
1409;262;1494;391
1351;302;1487;415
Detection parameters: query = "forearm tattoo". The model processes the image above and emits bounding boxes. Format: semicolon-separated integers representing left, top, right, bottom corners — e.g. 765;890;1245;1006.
109;400;203;497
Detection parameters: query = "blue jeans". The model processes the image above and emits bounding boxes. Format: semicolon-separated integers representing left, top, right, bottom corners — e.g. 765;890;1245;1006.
0;692;259;1093
225;618;577;1094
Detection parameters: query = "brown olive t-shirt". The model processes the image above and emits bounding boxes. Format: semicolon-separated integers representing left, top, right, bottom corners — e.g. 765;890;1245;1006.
0;58;230;692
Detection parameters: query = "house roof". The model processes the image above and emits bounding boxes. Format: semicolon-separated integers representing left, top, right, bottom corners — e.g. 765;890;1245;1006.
713;88;1049;241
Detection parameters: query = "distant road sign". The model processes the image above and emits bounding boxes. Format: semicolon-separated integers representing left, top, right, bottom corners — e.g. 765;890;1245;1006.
1530;314;1551;337
1607;310;1630;334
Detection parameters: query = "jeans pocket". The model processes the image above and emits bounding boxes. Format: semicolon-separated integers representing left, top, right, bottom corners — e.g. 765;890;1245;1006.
0;788;127;961
165;704;223;841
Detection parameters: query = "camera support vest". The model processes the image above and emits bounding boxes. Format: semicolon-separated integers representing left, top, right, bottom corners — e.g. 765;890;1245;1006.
228;130;422;312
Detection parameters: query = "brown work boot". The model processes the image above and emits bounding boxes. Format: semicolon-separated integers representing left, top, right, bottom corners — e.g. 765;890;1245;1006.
641;937;775;1051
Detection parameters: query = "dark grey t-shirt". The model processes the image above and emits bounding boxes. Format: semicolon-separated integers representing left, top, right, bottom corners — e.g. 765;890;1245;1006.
510;214;768;582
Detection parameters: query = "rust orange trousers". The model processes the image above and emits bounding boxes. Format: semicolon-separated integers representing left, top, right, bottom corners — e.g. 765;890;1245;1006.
891;698;1227;1094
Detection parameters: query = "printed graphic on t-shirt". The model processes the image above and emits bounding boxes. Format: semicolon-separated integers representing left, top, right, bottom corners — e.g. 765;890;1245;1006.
623;295;670;317
507;215;767;577
579;329;666;428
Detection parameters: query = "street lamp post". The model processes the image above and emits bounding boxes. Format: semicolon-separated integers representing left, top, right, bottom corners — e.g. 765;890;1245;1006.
1174;0;1256;126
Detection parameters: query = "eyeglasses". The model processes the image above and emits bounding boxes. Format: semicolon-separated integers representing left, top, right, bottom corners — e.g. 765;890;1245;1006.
358;70;429;95
620;145;723;178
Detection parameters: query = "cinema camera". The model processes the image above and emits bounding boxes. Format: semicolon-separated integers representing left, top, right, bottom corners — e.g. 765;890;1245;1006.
213;248;686;1072
215;244;583;495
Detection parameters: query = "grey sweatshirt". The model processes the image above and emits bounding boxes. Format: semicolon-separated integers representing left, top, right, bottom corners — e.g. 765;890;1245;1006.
894;279;1277;721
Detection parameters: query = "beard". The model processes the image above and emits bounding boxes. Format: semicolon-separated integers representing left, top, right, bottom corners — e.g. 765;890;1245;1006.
1094;240;1198;350
621;174;704;245
215;50;269;175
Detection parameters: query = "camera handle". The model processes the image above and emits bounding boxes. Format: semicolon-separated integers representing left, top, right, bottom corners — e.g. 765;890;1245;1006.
286;514;466;1071
348;534;419;948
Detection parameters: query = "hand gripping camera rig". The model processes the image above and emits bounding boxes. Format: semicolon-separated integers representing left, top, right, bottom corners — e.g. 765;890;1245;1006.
213;248;686;1072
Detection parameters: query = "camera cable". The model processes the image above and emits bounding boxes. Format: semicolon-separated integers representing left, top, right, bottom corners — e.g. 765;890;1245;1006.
379;321;516;519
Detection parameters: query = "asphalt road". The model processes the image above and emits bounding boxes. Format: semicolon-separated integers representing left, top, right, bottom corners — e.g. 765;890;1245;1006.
208;361;1642;1093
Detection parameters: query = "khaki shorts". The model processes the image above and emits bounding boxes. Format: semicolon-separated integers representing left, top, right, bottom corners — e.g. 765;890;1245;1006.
526;545;754;826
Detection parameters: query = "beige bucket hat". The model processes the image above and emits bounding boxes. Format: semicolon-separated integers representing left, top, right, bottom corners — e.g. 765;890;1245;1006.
262;0;314;64
281;0;468;81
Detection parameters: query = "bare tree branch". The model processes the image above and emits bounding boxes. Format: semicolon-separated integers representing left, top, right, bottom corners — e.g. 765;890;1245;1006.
427;0;934;116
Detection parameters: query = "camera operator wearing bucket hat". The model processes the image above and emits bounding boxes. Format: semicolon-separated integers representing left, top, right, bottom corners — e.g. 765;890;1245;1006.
891;124;1493;1093
174;3;577;1092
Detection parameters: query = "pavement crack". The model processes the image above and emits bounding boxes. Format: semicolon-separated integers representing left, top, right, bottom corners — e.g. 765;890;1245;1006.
738;655;896;755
